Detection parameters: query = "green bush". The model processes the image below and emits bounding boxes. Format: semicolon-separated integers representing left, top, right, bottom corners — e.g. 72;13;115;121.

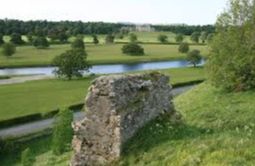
122;43;144;56
187;49;202;67
92;35;99;45
158;34;168;43
0;33;4;45
10;33;24;45
207;0;255;92
53;49;89;80
175;33;184;43
190;32;200;43
129;33;138;42
105;34;115;44
71;38;85;50
33;36;49;49
1;43;16;57
178;42;189;53
52;109;73;155
21;148;35;166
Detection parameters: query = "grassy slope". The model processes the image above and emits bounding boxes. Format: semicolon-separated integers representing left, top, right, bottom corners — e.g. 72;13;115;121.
0;44;208;68
3;83;255;165
0;67;205;121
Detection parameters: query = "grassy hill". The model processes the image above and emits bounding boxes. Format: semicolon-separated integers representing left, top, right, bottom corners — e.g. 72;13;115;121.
2;83;255;165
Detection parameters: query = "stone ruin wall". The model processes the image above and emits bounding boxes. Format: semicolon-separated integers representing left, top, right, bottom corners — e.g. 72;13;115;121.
71;73;177;166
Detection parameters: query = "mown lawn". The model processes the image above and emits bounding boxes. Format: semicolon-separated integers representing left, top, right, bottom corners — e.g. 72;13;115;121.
0;67;205;121
0;44;208;68
2;83;255;165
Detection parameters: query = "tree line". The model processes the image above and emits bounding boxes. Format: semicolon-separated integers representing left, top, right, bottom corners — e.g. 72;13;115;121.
0;19;215;36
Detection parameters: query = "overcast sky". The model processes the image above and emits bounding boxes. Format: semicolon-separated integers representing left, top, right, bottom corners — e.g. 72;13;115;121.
0;0;228;25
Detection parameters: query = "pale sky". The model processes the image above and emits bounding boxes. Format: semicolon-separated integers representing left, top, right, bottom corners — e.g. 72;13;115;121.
0;0;228;25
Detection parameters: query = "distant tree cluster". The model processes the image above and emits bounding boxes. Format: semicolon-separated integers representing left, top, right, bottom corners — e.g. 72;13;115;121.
153;24;215;35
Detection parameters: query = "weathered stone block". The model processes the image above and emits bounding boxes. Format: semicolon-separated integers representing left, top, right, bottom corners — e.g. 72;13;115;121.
71;72;175;166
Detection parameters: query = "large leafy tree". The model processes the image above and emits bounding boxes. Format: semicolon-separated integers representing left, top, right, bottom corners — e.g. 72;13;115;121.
53;49;89;80
207;0;255;91
10;33;24;45
1;43;16;57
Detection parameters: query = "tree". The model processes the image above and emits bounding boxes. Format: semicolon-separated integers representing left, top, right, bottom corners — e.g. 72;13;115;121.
187;49;202;67
0;33;4;45
129;33;138;42
52;109;73;155
206;33;214;43
190;32;200;43
175;33;184;43
105;34;115;44
33;36;50;49
26;32;34;44
71;38;85;50
92;35;99;45
158;34;168;43
122;43;144;56
10;33;24;45
178;42;189;53
207;0;255;91
1;43;16;57
21;148;35;166
200;31;208;43
53;49;89;80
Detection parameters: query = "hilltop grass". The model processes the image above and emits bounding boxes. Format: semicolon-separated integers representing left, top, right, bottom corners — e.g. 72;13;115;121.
2;83;255;165
0;44;208;68
0;67;205;122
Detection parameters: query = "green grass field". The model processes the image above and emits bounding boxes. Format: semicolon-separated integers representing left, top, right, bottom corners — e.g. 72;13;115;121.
0;43;208;68
0;67;205;121
2;83;255;165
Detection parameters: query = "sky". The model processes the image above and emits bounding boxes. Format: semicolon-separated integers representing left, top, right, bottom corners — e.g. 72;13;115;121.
0;0;228;25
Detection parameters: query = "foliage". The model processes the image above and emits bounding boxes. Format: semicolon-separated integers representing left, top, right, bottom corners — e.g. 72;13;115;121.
122;43;144;56
52;109;73;155
92;35;99;44
1;43;16;57
206;33;214;43
200;31;208;43
21;148;35;166
129;33;138;42
33;36;50;49
207;0;255;92
71;38;85;50
157;34;168;43
178;42;189;53
105;34;115;44
10;33;24;45
187;49;202;67
175;33;184;43
190;31;200;43
0;33;4;45
53;49;89;80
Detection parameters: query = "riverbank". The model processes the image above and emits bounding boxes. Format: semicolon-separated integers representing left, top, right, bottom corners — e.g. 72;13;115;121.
0;44;208;68
0;67;205;123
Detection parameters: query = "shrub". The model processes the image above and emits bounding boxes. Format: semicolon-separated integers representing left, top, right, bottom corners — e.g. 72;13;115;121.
187;49;202;67
122;43;144;56
178;42;189;53
175;33;184;43
1;43;16;57
71;38;85;50
190;32;200;43
52;109;73;155
158;34;168;43
0;33;4;45
207;0;255;91
200;31;208;43
129;33;138;42
33;36;49;49
21;148;35;166
92;35;99;44
10;33;24;45
52;49;89;80
105;34;115;44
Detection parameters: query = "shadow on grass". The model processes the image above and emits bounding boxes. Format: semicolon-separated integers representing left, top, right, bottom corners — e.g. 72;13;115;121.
122;115;213;156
